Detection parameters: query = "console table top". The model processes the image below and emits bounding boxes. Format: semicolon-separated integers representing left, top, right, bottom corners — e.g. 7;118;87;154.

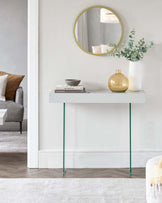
49;90;145;103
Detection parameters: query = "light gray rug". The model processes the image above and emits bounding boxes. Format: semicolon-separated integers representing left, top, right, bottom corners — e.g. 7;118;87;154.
0;131;27;152
0;178;146;203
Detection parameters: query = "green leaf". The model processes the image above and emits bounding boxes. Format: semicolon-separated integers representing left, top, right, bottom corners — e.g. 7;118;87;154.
107;29;154;61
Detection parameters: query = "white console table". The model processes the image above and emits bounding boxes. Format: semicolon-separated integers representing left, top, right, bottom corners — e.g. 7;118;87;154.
49;90;145;176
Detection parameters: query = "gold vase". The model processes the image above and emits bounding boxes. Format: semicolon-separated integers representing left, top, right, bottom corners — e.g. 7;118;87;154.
108;69;129;92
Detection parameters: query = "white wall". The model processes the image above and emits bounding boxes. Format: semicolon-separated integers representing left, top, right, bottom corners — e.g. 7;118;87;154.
0;0;27;118
39;0;162;168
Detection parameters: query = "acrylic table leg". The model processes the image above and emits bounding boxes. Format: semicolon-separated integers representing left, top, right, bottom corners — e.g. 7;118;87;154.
129;103;132;176
63;103;65;176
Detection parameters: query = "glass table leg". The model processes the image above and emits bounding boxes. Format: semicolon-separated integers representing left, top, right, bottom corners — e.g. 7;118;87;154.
63;103;65;176
129;103;132;176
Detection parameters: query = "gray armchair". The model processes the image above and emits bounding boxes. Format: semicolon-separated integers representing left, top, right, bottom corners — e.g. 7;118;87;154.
0;87;24;134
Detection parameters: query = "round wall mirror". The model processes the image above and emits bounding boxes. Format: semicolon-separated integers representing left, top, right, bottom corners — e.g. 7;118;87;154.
73;6;123;56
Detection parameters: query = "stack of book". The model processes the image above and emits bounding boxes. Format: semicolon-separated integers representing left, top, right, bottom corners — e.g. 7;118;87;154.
55;85;86;93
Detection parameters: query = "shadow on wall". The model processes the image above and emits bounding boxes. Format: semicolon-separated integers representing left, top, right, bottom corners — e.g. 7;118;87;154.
143;44;162;98
135;43;162;150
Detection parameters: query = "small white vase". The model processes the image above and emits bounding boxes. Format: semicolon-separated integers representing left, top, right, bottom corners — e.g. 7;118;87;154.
128;61;143;91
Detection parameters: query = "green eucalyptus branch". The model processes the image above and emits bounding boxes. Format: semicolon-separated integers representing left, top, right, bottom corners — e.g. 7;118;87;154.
107;29;154;62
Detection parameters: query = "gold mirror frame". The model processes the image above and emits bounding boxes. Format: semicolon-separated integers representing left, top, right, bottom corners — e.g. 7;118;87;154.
73;5;123;56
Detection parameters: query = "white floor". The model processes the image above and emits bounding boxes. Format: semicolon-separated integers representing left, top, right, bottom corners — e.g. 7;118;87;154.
0;178;146;203
0;131;27;152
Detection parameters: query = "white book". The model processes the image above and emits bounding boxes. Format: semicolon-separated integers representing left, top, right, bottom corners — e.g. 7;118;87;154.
56;85;84;90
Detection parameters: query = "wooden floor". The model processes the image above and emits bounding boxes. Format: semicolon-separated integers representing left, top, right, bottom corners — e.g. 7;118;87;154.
0;153;145;178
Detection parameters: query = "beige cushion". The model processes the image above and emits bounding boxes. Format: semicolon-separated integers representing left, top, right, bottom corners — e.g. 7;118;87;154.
92;46;102;54
0;75;8;101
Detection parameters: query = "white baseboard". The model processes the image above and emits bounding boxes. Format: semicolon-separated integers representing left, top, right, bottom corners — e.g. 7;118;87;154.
38;150;162;168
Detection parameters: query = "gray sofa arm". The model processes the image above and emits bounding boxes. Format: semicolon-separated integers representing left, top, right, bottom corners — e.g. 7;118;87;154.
15;87;23;105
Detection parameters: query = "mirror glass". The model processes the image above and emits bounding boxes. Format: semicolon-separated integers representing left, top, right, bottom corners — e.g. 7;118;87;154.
74;6;123;55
